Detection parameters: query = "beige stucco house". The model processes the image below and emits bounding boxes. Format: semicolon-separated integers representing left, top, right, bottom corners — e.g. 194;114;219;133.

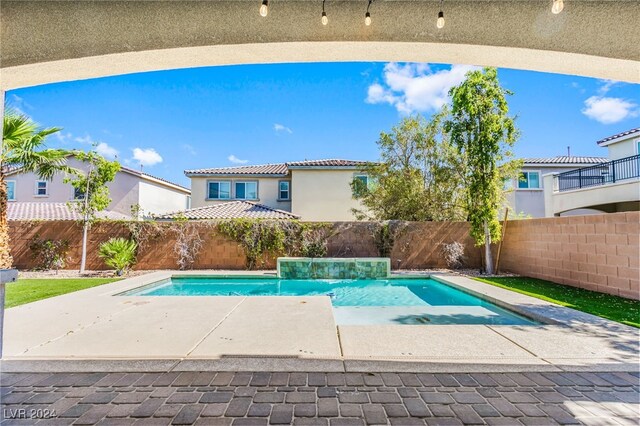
185;159;369;221
6;156;191;219
543;128;640;217
506;156;608;218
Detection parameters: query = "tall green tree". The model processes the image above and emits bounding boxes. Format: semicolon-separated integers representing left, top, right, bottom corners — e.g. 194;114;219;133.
65;149;120;273
352;111;467;221
1;110;68;268
445;67;519;274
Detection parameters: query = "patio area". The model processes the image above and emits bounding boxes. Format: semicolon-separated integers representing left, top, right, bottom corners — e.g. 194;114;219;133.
2;271;638;374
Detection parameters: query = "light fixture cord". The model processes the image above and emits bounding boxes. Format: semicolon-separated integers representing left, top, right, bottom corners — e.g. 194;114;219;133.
367;0;372;14
440;0;444;13
322;0;326;13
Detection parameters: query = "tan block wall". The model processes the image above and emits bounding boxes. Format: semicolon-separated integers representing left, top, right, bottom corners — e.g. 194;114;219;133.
500;211;640;300
9;213;639;300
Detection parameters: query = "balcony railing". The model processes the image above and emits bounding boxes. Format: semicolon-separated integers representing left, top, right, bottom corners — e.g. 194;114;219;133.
555;154;640;192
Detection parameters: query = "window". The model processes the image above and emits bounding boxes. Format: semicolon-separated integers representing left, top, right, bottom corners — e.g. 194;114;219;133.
278;181;290;200
7;181;16;201
74;186;85;200
208;181;231;199
503;178;514;191
518;171;540;189
35;180;48;196
234;181;258;200
354;175;369;187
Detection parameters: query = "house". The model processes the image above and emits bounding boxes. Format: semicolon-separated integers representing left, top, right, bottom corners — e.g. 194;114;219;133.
505;156;608;218
543;128;640;217
185;159;369;221
159;200;300;220
6;156;191;220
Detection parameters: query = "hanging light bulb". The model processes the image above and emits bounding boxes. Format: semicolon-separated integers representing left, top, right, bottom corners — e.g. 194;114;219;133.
259;0;269;17
321;0;328;25
551;0;564;14
365;0;373;26
436;0;445;29
436;11;445;29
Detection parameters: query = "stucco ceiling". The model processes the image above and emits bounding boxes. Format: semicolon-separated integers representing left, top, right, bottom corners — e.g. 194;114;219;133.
1;0;639;89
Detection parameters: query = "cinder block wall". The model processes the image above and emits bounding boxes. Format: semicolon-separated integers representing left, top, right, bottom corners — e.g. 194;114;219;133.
499;212;639;299
9;213;639;299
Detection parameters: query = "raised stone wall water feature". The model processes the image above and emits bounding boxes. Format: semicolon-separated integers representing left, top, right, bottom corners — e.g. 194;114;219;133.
277;258;391;279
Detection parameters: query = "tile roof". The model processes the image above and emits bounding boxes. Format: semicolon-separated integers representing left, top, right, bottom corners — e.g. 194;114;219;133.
8;202;131;221
523;156;609;164
159;201;300;220
184;159;368;176
596;128;640;145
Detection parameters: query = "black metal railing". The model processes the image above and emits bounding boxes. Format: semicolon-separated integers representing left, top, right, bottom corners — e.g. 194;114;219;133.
555;154;640;192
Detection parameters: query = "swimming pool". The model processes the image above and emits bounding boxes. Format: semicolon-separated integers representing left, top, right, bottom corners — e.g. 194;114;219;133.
121;276;539;325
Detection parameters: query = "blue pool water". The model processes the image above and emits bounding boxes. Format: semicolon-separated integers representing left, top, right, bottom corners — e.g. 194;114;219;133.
121;277;538;325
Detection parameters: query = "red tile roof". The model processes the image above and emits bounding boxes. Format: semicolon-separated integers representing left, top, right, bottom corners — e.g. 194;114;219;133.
8;202;130;221
523;156;608;164
185;159;368;176
596;128;640;145
159;201;300;220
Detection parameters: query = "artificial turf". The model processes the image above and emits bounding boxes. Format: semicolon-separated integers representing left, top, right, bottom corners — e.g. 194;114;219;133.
5;278;120;308
475;276;640;328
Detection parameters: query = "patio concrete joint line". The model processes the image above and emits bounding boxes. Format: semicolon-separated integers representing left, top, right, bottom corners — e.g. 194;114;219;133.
484;325;545;360
184;297;247;358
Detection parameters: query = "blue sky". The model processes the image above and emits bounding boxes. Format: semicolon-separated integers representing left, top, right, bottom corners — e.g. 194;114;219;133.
7;62;639;186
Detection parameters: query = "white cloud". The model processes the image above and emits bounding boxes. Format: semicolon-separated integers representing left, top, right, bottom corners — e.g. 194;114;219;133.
131;148;163;167
54;131;73;144
365;63;479;114
274;123;293;134
74;135;94;145
228;155;248;164
597;79;619;95
95;142;119;159
582;96;639;124
10;94;34;112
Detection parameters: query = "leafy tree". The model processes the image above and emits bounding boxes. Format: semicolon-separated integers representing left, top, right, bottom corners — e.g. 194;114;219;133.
65;149;120;273
445;67;520;274
1;110;68;268
352;112;467;221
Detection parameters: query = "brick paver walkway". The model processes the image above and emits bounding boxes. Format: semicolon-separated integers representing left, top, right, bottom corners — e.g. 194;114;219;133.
1;371;638;425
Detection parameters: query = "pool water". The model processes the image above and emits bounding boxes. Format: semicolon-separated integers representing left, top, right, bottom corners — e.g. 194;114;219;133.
122;277;538;326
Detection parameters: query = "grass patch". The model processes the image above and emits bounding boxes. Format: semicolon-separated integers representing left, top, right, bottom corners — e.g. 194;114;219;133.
5;278;121;308
475;276;640;328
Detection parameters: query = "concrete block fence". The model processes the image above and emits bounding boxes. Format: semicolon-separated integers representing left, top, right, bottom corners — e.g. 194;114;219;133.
9;211;639;299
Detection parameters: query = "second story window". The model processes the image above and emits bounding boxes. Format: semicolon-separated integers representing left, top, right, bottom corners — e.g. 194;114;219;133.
208;181;231;199
518;171;540;189
7;181;16;201
74;186;85;200
35;180;48;196
235;181;258;200
279;181;290;200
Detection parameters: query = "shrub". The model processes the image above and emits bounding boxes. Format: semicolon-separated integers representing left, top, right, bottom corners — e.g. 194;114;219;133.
300;225;330;258
441;241;466;269
28;236;70;271
99;238;137;275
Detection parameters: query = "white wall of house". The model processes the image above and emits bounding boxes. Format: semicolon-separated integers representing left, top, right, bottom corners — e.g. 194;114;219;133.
605;137;639;160
290;169;365;221
7;157;190;217
138;180;190;217
189;176;292;212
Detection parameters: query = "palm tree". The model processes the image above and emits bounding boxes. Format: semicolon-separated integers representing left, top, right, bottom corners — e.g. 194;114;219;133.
1;110;69;269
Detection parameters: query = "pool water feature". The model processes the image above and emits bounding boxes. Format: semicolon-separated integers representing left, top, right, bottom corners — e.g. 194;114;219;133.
121;276;538;326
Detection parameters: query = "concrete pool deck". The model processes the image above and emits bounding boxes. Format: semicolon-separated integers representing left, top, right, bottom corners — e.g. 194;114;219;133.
1;271;638;373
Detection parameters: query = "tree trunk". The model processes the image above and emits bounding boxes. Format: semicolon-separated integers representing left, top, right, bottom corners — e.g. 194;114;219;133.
80;221;89;274
483;219;494;275
0;173;13;269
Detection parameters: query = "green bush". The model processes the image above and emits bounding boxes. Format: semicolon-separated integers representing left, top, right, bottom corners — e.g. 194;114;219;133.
99;238;137;275
28;236;70;271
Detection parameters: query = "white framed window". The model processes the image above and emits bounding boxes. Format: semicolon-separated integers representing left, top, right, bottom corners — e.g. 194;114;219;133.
354;174;369;187
207;181;231;200
35;180;48;196
73;186;85;200
278;181;290;200
6;181;16;201
518;171;541;189
234;181;258;200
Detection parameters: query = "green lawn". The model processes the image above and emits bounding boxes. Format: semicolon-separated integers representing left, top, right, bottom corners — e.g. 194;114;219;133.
475;276;640;328
5;278;121;308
